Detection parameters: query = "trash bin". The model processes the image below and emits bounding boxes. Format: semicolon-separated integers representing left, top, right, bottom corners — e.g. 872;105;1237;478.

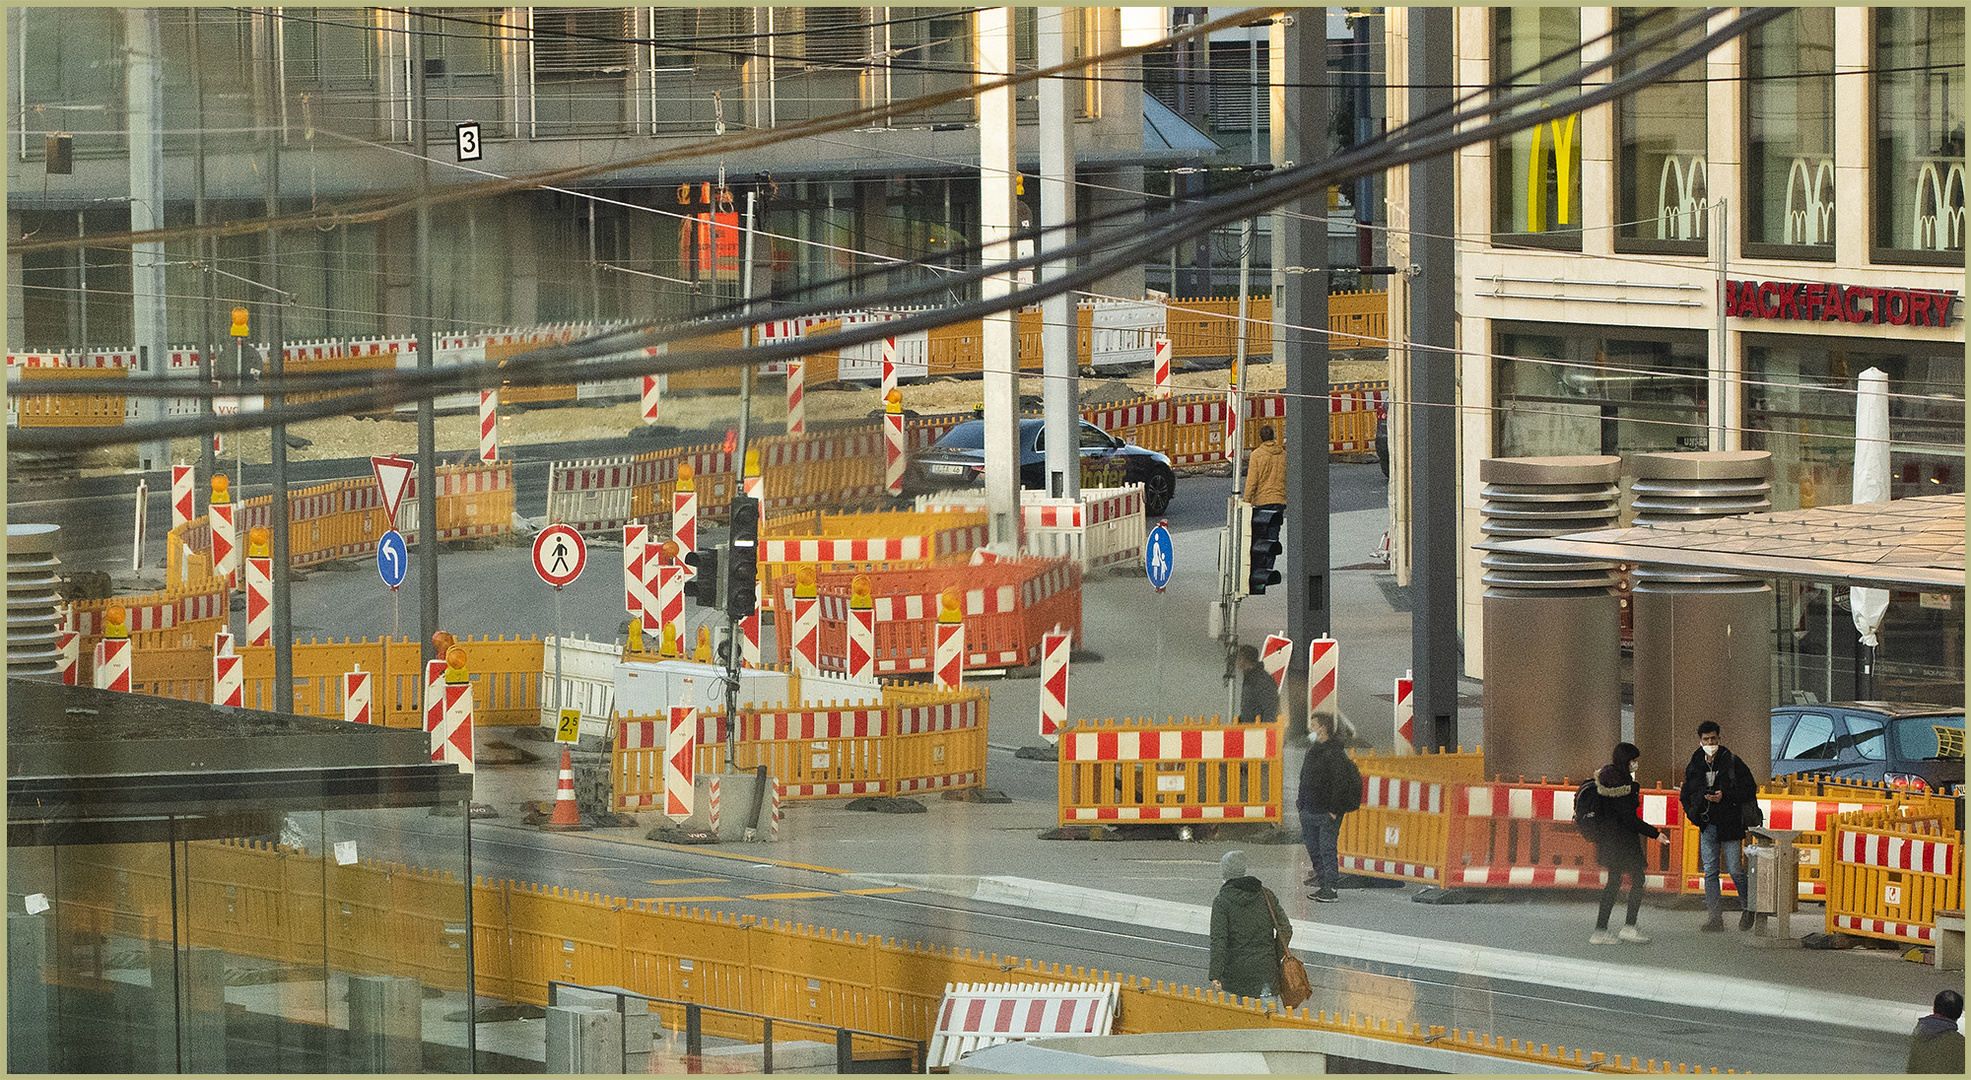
1745;828;1801;937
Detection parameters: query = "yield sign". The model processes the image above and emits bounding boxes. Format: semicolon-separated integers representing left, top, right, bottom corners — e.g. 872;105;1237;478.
371;455;414;525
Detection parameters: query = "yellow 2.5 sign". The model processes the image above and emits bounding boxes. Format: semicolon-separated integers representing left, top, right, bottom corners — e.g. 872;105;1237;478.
556;708;582;743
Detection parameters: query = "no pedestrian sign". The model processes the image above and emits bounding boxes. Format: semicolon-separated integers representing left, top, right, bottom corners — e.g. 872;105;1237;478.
533;524;586;588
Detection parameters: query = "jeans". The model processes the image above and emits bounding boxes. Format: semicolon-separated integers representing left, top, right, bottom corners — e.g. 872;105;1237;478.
1700;825;1748;915
1300;809;1342;888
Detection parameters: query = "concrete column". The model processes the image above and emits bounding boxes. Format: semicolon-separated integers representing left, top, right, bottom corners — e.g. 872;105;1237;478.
8;912;50;1074
1478;457;1624;783
977;8;1021;552
545;1005;622;1074
7;523;66;679
7;211;23;348
1038;9;1079;501
348;974;424;1073
1629;451;1774;785
1278;11;1331;658
125;8;168;472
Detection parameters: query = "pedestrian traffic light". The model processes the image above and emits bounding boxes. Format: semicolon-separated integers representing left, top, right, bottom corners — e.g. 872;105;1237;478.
683;545;722;609
725;495;760;621
1240;502;1284;596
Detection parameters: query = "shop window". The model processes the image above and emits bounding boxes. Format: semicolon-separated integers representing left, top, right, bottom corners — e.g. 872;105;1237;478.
1490;8;1582;249
1872;8;1965;264
1743;8;1835;258
1494;326;1707;459
1614;8;1709;254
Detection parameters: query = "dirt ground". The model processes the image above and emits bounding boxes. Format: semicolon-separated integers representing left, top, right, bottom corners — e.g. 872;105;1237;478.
91;356;1385;473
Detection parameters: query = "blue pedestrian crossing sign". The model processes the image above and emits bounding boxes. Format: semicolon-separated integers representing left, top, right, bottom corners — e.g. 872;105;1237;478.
1145;522;1174;591
377;529;408;590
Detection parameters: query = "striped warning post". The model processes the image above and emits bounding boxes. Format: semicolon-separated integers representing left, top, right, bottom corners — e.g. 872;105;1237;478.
884;408;906;495
1394;669;1414;754
640;535;665;631
1307;636;1338;733
171;464;194;530
93;638;131;693
437;680;475;774
641;373;661;424
343;666;372;724
213;650;243;708
624;523;649;616
792;594;821;676
479;389;498;463
1152;337;1171;398
665;706;697;822
245;555;273;646
741;464;765;664
672;493;697;580
1038;630;1070;744
1224;387;1241;458
707;774;722;835
655;561;684;647
934;620;964;691
58;630;78;686
786;358;805;436
211;502;237;587
1260;633;1292;691
847;604;876;683
423;659;446;747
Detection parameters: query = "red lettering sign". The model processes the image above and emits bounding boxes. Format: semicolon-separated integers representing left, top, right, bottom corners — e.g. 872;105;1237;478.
1726;279;1959;329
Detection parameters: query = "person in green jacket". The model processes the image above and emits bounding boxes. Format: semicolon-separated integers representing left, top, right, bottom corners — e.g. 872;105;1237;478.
1208;850;1289;1006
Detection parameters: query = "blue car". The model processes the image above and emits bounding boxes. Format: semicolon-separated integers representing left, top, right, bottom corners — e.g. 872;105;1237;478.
905;417;1176;516
1770;701;1964;792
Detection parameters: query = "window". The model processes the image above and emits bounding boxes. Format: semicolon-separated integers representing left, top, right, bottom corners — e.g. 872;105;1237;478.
1494;326;1708;459
801;8;868;70
1872;8;1965;263
1615;8;1708;252
533;7;630;75
1841;715;1887;761
1743;8;1835;256
1891;716;1965;761
1078;423;1117;450
421;8;500;78
1780;713;1839;760
1491;8;1582;249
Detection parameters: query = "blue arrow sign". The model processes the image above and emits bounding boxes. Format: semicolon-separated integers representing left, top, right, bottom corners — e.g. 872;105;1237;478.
377;529;408;589
1145;523;1174;591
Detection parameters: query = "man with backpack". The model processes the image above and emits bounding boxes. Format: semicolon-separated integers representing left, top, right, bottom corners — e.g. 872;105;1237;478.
1679;720;1760;931
1299;714;1363;902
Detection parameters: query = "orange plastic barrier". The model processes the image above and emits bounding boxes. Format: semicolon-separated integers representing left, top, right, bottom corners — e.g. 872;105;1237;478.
1056;717;1284;826
757;509;989;613
1825;810;1962;946
15;364;128;427
771;558;1080;674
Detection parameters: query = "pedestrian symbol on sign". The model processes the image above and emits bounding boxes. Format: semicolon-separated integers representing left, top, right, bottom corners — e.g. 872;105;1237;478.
1145;522;1174;591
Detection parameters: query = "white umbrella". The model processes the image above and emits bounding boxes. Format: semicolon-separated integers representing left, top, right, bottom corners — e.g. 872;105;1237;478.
1850;368;1890;649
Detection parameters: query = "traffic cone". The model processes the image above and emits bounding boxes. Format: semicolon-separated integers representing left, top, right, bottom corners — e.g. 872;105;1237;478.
543;747;588;831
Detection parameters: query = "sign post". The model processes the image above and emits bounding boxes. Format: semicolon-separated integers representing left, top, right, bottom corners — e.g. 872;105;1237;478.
533;523;587;726
1145;519;1174;706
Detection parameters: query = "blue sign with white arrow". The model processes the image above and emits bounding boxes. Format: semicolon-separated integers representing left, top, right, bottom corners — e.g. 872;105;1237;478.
377;529;408;589
1144;522;1174;591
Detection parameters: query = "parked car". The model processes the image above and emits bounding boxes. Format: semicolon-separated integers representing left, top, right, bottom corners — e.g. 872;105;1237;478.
904;417;1176;516
1373;403;1389;479
1769;701;1965;792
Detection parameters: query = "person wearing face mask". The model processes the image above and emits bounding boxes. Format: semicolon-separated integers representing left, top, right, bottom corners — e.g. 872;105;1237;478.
1679;720;1759;931
1590;742;1669;945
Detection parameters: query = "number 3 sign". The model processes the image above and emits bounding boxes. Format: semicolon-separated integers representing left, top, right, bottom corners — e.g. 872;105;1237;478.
456;121;482;162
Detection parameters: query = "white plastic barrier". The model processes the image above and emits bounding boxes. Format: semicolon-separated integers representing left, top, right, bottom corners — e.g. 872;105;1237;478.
834;313;929;381
540;634;624;740
916;485;1146;573
1086;299;1166;370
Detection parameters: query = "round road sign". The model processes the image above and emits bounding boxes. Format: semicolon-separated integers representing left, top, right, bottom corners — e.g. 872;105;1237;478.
1145;521;1174;591
376;528;408;589
532;524;587;588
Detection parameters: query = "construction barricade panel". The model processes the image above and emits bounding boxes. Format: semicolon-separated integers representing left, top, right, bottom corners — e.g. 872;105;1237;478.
1057;718;1283;825
1825;811;1962;946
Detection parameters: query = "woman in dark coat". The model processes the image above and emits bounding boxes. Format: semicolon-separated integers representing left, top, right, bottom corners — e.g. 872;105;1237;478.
1208;850;1289;1004
1589;742;1669;945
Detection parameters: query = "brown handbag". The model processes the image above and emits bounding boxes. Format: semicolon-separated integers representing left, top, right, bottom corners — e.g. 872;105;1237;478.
1265;890;1313;1010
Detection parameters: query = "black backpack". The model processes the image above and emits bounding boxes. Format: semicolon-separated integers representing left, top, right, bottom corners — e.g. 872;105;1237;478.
1572;778;1606;839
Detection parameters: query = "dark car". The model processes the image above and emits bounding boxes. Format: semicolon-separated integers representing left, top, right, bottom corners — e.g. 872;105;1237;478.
1770;701;1965;792
1373;403;1389;479
906;417;1176;515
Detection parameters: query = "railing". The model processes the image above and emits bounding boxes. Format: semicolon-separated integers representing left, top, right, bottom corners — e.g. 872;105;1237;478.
546;981;924;1073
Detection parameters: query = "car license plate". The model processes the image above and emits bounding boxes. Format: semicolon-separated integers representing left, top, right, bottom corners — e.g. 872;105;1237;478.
928;464;967;476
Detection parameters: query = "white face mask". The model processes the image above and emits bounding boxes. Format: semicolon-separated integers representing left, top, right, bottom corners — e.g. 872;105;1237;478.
1702;744;1718;758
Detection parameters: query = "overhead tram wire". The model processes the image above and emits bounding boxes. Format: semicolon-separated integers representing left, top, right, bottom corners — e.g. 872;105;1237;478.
10;7;1789;451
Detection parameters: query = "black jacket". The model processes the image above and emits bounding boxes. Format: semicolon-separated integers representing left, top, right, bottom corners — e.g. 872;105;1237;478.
1679;746;1758;841
1238;667;1280;724
1592;763;1662;872
1208;876;1288;997
1297;738;1363;815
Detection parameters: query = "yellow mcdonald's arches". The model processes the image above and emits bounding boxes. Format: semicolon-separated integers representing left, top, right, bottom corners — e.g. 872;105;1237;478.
1523;113;1579;232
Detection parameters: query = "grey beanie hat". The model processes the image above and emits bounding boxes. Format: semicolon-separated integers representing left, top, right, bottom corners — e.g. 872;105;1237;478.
1221;850;1249;880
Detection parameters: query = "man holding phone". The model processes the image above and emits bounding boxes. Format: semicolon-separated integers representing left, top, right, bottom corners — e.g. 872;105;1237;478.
1679;721;1759;931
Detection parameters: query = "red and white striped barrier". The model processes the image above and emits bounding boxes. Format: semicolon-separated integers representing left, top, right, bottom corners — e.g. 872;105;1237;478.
1394;670;1414;754
1840;829;1957;876
641;373;661;424
927;983;1119;1070
1224;388;1241;459
934;619;964;690
434;680;475;774
786;359;805;436
1065;727;1277;762
768;780;783;840
479;389;498;462
171;464;194;530
1038;630;1070;744
245;554;273;646
671;488;697;578
343;666;372;724
1152;337;1171;398
211;502;236;587
664;706;697;822
93;638;131;693
792;593;821;676
213;647;243;708
846;604;876;683
763;536;938;563
1261;634;1292;691
1307;636;1338;733
655;561;683;651
58;630;78;686
885;410;906;495
423;659;446;746
624;523;649;617
707;774;722;835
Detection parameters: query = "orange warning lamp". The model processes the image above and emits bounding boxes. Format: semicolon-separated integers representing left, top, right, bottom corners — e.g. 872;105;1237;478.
885;387;903;415
694;625;712;662
743;447;760;478
432;630;456;655
850;574;873;610
211;473;230;505
677;462;695;492
660;540;680;565
445;646;469;684
230;307;250;338
938;587;962;624
247;527;269;558
105;605;129;640
794;564;817;599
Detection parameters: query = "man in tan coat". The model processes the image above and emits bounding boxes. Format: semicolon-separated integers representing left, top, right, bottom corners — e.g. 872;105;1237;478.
1244;425;1288;511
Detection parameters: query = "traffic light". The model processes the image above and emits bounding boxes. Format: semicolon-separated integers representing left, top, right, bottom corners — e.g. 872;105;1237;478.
726;495;760;620
683;545;722;609
1239;502;1285;596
